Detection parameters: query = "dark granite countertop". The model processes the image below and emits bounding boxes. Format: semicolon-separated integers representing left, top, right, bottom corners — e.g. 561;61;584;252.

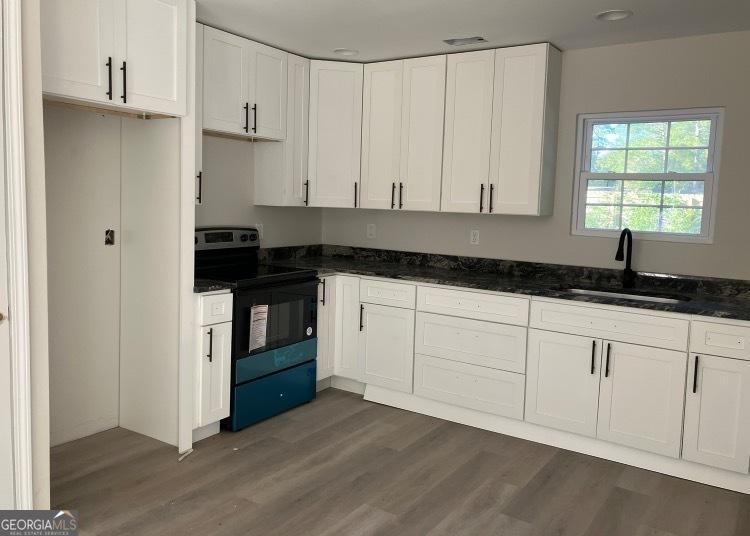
263;255;750;322
194;278;235;293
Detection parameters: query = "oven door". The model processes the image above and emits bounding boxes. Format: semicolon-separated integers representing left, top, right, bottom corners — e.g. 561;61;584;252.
232;279;318;360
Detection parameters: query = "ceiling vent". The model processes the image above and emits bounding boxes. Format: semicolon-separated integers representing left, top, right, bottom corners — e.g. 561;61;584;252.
443;36;487;46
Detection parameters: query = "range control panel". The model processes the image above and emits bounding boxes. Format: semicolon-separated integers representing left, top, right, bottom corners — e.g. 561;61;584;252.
195;227;260;250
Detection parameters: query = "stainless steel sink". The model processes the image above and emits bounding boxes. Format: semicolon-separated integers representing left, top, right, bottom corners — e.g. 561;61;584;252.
567;288;690;304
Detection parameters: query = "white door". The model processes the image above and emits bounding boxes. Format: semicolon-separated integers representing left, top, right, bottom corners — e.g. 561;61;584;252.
316;277;334;380
250;43;287;140
0;88;14;507
361;60;403;210
489;44;547;215
400;55;446;212
115;0;187;116
44;106;121;446
195;23;204;205
597;341;687;458
203;26;249;134
441;50;494;214
41;0;116;104
308;60;363;208
333;276;361;380
359;304;415;393
525;330;602;437
199;322;231;426
683;354;750;473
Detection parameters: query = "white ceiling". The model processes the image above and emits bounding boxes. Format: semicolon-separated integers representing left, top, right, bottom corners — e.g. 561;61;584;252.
196;0;750;62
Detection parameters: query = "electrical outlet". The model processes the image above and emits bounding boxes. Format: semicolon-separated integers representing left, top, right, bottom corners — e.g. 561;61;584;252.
470;229;480;245
255;223;264;239
366;223;377;239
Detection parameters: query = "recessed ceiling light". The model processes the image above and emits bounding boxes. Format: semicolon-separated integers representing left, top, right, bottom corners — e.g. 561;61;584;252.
333;48;359;57
443;36;487;46
595;9;633;21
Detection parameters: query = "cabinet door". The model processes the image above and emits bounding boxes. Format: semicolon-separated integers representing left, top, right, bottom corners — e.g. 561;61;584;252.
525;330;602;437
359;304;415;393
198;322;231;426
441;50;494;214
41;0;116;104
195;23;204;205
115;0;187;116
316;277;334;381
683;354;750;473
308;61;363;208
255;54;309;206
203;26;249;134
400;56;446;212
333;276;362;380
489;44;548;215
597;341;687;458
250;43;287;140
361;61;403;210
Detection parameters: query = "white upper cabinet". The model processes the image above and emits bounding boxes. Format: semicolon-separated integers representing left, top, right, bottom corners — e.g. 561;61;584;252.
195;23;204;205
202;27;251;135
400;56;446;211
489;44;560;215
308;61;363;208
525;329;602;437
361;56;446;211
441;50;495;214
683;354;750;473
361;61;403;210
202;26;287;140
114;0;187;116
41;0;187;116
41;0;116;105
255;54;310;206
597;341;687;458
250;43;287;139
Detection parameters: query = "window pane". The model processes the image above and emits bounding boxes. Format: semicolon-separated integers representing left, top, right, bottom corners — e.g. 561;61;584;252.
663;181;704;207
591;149;625;173
667;149;708;173
628;122;667;148
662;208;703;234
592;123;628;148
623;181;662;205
669;120;711;147
626;150;666;173
586;180;622;204
622;206;660;232
585;205;620;230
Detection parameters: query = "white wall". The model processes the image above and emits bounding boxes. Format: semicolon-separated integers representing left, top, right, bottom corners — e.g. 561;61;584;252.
322;31;750;280
196;134;323;246
21;0;51;509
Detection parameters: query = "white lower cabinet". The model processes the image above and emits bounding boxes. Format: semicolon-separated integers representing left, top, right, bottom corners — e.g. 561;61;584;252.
316;277;334;381
525;330;602;437
333;276;362;380
359;303;415;393
197;321;231;427
597;341;687;458
414;355;525;419
683;354;750;473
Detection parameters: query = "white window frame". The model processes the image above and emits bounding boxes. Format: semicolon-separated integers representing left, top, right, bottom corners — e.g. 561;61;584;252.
571;108;724;244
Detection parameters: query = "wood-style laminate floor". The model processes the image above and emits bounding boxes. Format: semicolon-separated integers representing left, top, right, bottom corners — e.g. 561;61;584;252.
52;389;750;536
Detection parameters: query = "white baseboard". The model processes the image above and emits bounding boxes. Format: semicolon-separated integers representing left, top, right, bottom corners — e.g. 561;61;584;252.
331;376;366;395
364;385;750;494
192;422;220;443
316;377;331;392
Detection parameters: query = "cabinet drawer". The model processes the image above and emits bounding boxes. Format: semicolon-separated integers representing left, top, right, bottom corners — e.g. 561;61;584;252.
415;312;527;373
691;321;750;361
417;286;529;326
414;355;525;419
530;300;689;351
200;293;233;325
359;278;416;308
